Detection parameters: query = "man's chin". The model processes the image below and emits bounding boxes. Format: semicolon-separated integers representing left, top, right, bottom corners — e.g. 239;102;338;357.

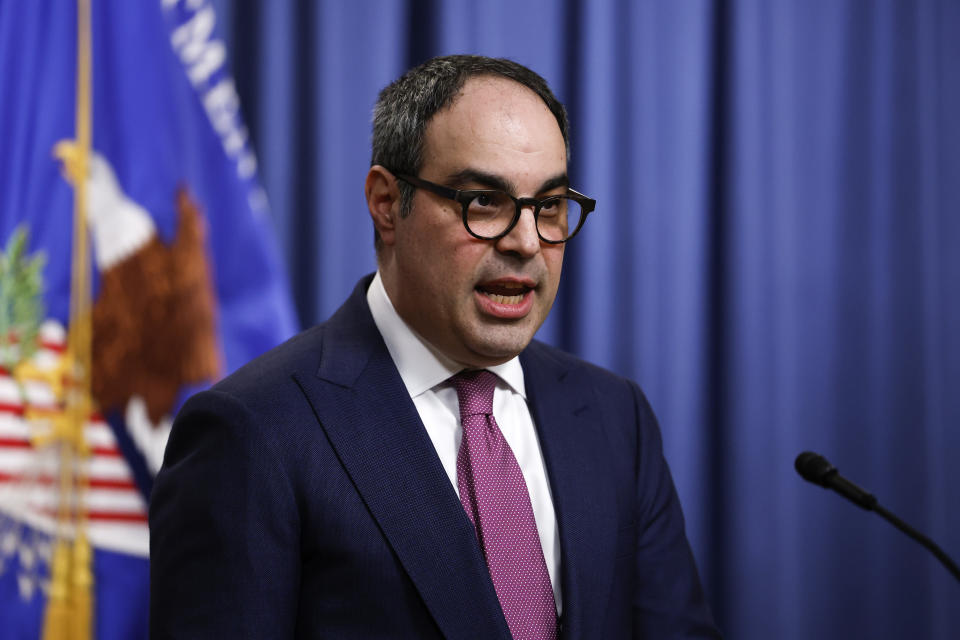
456;329;538;367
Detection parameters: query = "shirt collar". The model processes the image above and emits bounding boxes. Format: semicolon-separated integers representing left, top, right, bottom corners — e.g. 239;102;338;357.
366;271;527;399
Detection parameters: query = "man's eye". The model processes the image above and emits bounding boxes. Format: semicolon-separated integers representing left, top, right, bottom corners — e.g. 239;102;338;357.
475;194;493;207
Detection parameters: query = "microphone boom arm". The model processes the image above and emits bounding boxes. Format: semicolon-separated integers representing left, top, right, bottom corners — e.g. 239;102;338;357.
795;451;960;584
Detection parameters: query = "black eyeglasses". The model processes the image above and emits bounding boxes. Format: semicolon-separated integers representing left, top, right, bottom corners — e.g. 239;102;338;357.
396;174;596;244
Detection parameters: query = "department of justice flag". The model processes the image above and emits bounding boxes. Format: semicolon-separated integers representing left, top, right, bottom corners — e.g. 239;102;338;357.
0;1;298;637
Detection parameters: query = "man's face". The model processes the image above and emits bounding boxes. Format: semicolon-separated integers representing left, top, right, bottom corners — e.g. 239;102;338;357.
382;76;567;368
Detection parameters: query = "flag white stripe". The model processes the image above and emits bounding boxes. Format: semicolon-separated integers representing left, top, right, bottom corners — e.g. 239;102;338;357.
0;450;136;480
0;415;119;448
6;487;146;513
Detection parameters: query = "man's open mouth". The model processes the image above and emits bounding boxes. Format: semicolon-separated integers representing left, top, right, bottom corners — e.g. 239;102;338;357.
476;280;533;305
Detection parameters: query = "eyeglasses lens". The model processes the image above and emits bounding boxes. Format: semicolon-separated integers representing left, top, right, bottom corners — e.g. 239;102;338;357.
465;192;580;242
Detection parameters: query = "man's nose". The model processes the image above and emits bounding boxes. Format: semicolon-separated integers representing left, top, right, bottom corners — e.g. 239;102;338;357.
495;205;540;257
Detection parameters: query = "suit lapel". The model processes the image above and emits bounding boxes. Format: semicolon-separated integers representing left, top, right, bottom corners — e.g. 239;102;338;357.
521;345;619;640
294;282;511;640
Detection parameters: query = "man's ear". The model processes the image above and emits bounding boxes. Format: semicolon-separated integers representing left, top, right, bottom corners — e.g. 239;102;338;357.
366;165;400;247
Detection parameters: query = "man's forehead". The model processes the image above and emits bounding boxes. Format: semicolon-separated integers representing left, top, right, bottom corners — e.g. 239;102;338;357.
422;76;567;171
443;75;550;120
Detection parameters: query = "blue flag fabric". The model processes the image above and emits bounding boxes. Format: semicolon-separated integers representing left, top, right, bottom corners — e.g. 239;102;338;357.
0;1;298;637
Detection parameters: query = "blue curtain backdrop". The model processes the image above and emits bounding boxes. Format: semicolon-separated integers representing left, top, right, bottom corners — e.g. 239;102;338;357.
211;1;960;638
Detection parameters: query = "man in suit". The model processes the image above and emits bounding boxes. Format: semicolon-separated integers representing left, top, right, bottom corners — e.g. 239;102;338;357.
150;55;720;639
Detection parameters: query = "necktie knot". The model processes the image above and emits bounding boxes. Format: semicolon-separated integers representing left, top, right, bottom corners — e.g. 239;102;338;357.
451;369;497;418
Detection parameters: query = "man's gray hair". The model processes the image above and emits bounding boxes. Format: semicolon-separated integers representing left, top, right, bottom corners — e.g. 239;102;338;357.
371;55;570;243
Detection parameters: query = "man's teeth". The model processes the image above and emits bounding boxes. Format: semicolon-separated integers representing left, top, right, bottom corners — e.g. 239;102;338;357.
483;291;524;305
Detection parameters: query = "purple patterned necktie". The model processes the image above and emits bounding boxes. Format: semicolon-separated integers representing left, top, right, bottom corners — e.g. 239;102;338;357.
451;370;558;640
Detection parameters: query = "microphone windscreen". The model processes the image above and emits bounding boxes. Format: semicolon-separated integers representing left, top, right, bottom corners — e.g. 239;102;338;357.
795;451;836;487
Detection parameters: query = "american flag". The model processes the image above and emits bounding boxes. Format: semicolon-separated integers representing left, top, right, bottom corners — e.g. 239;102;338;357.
0;320;148;563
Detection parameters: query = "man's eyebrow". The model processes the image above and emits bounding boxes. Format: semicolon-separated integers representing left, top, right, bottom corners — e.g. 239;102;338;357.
444;169;570;196
445;169;515;193
537;174;570;194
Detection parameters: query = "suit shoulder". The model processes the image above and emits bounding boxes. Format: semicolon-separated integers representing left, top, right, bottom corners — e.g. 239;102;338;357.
210;324;324;401
524;339;639;388
523;339;655;415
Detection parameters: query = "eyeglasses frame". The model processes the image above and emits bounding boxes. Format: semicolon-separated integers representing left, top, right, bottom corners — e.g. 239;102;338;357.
395;173;596;244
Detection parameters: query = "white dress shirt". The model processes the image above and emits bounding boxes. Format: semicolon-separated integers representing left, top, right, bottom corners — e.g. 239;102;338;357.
366;271;562;612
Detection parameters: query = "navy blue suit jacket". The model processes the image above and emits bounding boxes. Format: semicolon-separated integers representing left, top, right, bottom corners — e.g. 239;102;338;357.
149;277;720;639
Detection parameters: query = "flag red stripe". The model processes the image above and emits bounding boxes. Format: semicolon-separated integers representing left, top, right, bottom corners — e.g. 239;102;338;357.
0;437;30;448
38;509;147;523
40;340;65;353
85;510;147;523
4;336;67;356
0;471;137;490
0;437;122;458
0;402;105;422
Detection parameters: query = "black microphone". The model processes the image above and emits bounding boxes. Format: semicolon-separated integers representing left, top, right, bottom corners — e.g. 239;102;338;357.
794;451;877;510
795;451;960;583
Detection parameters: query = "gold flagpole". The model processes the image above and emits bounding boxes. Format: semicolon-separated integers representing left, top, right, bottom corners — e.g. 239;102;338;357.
43;0;94;637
